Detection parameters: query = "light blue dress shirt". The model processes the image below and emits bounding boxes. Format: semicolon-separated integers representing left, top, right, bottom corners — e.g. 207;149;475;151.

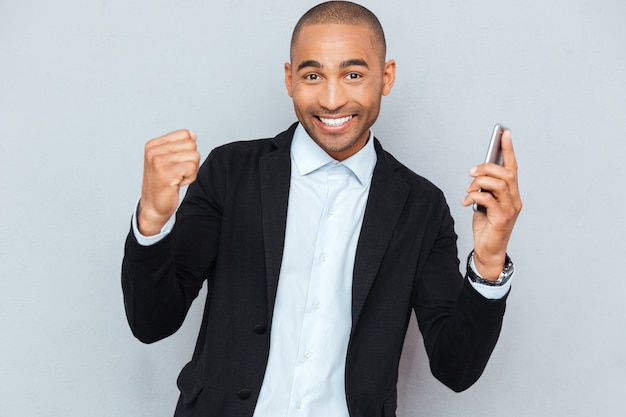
252;124;376;417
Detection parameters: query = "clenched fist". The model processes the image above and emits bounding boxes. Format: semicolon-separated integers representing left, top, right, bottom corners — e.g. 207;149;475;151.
138;129;201;236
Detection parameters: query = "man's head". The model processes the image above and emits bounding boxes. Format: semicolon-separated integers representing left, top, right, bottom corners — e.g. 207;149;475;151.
290;1;387;63
285;1;396;161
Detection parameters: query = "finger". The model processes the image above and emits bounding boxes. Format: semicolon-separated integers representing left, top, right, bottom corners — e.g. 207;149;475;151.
146;138;199;164
466;175;506;195
463;178;512;210
465;186;512;210
152;149;200;166
462;189;494;210
469;130;516;177
498;132;522;210
146;142;198;162
149;158;199;187
500;130;517;171
150;150;201;184
468;134;521;211
159;129;196;143
147;131;196;151
148;129;197;148
171;160;200;187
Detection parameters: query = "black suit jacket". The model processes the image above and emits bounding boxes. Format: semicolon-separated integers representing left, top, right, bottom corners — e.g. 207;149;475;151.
122;123;508;417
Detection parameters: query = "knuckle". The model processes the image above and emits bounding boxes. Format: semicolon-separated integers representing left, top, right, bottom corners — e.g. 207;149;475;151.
152;153;165;165
145;140;157;154
152;154;171;172
504;170;516;182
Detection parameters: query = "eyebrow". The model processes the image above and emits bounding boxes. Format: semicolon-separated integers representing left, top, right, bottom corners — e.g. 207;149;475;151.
340;59;369;69
297;60;322;71
296;59;370;72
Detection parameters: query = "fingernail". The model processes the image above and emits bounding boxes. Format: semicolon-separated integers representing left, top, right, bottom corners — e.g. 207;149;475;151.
469;166;478;176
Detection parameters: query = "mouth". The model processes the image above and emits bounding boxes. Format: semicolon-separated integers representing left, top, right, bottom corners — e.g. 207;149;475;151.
317;115;353;128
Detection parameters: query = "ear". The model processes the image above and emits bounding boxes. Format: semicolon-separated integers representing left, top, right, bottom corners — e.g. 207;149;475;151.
284;62;293;97
381;59;396;96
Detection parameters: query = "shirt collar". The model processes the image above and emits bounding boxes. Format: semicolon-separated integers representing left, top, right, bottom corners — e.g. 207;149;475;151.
291;123;377;186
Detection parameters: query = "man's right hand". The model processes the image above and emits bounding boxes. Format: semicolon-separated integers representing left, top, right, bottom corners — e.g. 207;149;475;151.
138;129;201;236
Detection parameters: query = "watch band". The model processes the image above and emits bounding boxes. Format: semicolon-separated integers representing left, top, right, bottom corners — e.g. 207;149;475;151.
466;250;514;287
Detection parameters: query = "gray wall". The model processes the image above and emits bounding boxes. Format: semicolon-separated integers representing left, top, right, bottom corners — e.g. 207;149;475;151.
1;0;625;415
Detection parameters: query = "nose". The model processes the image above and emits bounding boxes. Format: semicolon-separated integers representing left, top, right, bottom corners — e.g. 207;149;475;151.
318;79;348;112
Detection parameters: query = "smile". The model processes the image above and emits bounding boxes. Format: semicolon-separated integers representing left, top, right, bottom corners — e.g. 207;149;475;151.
319;115;353;127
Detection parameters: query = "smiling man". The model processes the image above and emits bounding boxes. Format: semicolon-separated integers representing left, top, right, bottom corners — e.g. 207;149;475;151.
122;2;522;417
285;17;395;161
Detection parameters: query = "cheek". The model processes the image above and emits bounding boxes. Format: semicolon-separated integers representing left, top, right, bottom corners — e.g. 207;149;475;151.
355;90;381;112
292;86;317;109
350;81;382;104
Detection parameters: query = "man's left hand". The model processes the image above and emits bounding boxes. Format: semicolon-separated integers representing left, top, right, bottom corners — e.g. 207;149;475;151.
462;129;523;280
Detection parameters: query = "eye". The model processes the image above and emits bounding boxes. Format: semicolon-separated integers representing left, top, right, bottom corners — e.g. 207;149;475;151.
346;73;362;80
305;73;320;81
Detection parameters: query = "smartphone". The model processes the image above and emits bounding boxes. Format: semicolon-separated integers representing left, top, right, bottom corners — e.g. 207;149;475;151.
473;123;508;212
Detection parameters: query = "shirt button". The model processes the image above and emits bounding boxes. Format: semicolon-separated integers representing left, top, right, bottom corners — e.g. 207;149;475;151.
320;253;327;262
313;302;321;310
304;350;312;358
328;208;334;215
296;401;302;409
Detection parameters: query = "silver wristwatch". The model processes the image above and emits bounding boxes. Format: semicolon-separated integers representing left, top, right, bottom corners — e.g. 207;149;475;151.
466;251;515;287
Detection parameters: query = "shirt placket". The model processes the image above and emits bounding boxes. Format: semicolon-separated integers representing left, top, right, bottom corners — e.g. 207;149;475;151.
287;163;351;416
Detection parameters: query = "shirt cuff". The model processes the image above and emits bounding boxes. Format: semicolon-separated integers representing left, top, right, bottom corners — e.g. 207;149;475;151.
467;256;512;300
131;198;176;246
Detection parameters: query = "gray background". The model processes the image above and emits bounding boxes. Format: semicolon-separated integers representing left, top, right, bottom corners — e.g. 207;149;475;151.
1;0;625;416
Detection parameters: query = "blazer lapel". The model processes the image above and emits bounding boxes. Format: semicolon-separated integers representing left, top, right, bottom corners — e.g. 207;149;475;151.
351;139;410;332
259;124;296;326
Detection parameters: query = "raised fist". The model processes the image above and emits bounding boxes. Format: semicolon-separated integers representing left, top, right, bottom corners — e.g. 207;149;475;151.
137;129;200;236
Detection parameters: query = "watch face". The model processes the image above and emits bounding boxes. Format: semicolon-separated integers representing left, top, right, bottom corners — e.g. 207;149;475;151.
497;261;514;286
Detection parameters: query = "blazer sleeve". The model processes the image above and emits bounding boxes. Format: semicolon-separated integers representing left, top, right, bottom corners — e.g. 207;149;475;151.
413;200;508;392
121;150;225;344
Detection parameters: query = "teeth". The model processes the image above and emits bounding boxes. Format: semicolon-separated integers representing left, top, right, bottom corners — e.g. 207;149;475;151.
319;115;352;127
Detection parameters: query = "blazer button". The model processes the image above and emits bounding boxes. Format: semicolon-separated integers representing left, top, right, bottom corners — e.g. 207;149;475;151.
238;388;251;400
253;324;267;334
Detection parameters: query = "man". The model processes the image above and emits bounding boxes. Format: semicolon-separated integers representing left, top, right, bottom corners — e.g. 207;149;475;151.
122;1;522;416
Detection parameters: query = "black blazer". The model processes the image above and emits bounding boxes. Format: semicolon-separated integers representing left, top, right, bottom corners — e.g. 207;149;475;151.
122;123;507;417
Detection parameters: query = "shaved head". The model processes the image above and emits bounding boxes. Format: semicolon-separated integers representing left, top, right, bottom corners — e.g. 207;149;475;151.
291;1;386;61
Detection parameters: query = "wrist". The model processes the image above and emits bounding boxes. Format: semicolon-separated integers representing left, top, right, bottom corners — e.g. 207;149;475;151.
467;250;514;286
137;202;170;236
471;250;507;281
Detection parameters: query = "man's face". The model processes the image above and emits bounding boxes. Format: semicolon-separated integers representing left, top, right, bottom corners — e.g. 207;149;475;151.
285;23;396;161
